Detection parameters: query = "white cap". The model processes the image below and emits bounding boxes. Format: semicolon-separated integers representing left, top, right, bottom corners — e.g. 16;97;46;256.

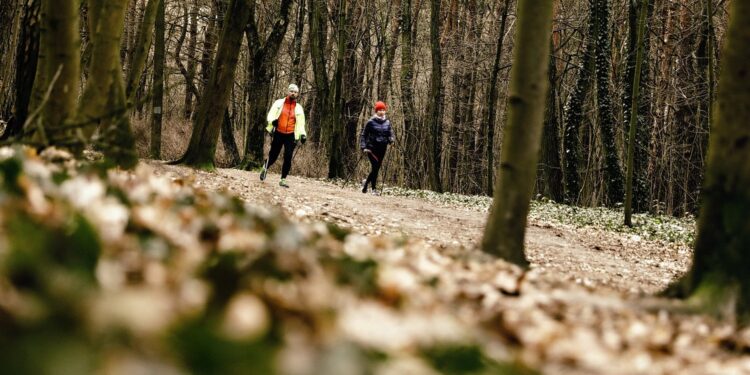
288;84;299;93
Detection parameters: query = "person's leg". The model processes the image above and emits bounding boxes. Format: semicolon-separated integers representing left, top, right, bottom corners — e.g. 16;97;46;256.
370;145;387;190
267;133;284;168
261;133;283;180
365;152;378;191
281;134;297;178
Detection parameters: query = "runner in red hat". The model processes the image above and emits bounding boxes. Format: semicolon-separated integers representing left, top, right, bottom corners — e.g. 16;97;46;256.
359;101;394;195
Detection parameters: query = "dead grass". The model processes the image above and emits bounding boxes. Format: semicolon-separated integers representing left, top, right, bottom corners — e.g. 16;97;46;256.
132;114;242;167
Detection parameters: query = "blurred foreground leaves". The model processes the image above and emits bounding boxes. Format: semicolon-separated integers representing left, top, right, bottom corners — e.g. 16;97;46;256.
2;147;749;375
0;147;526;374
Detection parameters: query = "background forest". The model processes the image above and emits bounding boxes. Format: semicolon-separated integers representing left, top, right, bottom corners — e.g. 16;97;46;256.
0;0;728;216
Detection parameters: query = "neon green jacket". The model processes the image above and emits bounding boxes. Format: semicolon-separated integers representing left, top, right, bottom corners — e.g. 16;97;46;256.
266;98;307;140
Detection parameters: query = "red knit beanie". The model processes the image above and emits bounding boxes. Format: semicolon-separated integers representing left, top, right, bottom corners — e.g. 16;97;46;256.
374;101;387;112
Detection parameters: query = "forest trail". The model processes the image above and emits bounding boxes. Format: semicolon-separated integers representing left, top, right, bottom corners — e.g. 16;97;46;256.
150;162;690;296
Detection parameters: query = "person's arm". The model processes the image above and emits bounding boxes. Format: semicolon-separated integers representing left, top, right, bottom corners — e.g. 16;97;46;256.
297;105;307;142
360;121;370;150
266;100;280;123
388;122;395;144
266;100;281;133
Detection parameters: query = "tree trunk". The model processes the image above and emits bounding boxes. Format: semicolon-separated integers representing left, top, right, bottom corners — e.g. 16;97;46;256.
308;0;329;145
180;0;252;169
101;59;138;169
291;0;306;85
670;0;750;323
400;0;419;187
200;2;218;88
0;0;18;62
125;0;159;104
2;0;40;141
540;39;564;202
327;0;346;179
378;0;401;102
150;0;165;158
624;0;649;226
563;0;596;204
122;0;138;71
34;0;81;146
76;0;128;142
481;0;553;266
622;0;654;213
221;109;240;166
0;0;20;120
342;4;367;177
593;0;624;206
427;0;444;192
446;4;464;191
184;0;199;119
484;0;509;196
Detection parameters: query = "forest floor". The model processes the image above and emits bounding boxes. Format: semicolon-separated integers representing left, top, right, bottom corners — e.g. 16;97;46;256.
142;161;750;375
150;162;690;296
4;149;749;375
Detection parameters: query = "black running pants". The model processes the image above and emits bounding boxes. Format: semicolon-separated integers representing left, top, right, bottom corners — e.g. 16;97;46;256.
365;144;387;189
267;132;296;178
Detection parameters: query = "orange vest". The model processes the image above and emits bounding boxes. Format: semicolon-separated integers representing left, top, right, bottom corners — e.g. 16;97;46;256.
277;98;297;134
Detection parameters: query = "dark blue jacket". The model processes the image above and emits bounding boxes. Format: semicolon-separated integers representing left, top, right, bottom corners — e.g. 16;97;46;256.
359;116;394;149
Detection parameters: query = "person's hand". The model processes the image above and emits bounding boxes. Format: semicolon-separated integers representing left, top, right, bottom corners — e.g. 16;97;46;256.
271;119;279;128
300;135;307;145
363;148;371;154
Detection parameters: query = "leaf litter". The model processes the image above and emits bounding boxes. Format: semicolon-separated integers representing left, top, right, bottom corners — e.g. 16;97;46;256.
0;147;748;374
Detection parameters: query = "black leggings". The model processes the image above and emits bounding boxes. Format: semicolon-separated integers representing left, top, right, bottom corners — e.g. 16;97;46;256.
267;132;296;178
365;144;387;189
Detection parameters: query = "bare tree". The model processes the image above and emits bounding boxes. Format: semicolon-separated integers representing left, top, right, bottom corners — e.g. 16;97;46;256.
151;0;165;158
179;0;252;169
482;0;554;265
426;0;444;192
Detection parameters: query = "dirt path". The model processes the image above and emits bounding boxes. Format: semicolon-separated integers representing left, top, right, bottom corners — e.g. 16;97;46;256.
149;162;690;295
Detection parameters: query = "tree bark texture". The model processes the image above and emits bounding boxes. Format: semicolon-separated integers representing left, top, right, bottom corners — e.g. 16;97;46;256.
125;0;159;104
36;0;81;145
427;0;444;192
593;0;624;206
150;0;165;159
540;39;564;203
624;0;649;226
2;0;40;141
400;0;419;187
327;0;346;179
308;0;329;145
